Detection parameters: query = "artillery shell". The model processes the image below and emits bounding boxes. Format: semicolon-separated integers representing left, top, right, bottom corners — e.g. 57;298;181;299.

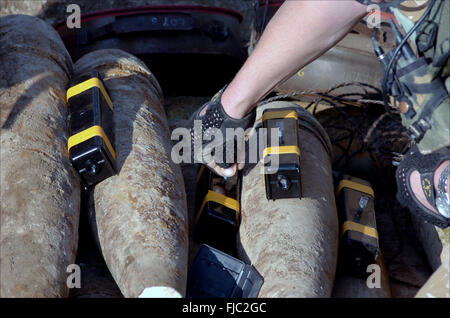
0;15;80;297
75;49;188;297
238;101;338;297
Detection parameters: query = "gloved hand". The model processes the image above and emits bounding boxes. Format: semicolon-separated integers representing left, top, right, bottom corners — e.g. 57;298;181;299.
396;146;450;228
186;86;255;176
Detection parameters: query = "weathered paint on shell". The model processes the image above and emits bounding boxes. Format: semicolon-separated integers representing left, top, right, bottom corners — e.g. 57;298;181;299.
0;15;80;297
332;254;391;298
237;101;338;297
75;49;188;297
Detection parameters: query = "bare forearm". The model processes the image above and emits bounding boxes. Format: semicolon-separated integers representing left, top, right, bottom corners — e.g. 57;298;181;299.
222;0;368;118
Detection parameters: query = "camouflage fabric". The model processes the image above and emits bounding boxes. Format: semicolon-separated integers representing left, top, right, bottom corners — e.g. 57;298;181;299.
354;0;404;11
393;0;449;154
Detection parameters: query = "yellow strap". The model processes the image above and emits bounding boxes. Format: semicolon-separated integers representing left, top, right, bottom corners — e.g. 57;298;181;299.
194;190;240;225
263;146;300;159
262;110;298;122
342;220;378;240
336;179;374;198
68;125;116;160
67;77;113;111
196;165;206;184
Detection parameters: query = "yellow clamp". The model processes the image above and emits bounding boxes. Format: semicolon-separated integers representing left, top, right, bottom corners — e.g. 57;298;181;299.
342;220;378;240
195;190;240;225
67;77;113;111
336;179;374;198
68;125;116;160
261;110;298;122
262;146;300;159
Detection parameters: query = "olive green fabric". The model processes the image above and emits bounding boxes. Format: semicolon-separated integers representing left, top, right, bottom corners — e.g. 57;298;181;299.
394;0;449;154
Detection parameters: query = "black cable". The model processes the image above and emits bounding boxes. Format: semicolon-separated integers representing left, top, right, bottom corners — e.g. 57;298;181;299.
257;80;409;166
381;0;436;114
260;0;269;35
253;0;260;34
415;0;442;47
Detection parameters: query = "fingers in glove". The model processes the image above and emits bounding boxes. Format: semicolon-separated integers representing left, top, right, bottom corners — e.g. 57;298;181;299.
206;161;237;177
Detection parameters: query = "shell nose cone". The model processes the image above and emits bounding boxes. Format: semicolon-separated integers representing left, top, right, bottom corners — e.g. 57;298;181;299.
138;286;183;298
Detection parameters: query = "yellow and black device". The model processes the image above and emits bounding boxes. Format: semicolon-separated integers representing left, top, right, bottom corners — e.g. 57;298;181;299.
262;107;301;200
336;175;379;278
67;70;116;187
194;165;241;255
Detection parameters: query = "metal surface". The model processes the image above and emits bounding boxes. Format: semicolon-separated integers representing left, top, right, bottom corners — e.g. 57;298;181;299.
332;253;391;298
250;0;385;95
0;0;255;48
57;5;243;62
237;101;338;297
275;43;383;95
55;5;244;95
0;15;80;297
75;49;188;297
415;261;450;298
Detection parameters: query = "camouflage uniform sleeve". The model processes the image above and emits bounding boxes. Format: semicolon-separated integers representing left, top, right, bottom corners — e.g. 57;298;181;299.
354;0;384;5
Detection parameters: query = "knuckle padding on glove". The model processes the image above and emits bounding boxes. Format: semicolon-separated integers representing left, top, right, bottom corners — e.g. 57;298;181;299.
187;88;255;168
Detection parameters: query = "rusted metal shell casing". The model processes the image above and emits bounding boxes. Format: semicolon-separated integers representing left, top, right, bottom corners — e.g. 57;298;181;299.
238;101;338;297
332;254;391;298
75;49;188;297
0;15;80;297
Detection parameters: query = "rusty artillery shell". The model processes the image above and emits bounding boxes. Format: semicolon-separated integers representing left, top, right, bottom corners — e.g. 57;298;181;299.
75;49;188;297
0;15;80;297
237;101;338;297
332;254;391;298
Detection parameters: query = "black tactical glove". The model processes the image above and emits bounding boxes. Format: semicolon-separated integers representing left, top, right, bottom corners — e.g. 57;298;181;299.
187;86;256;168
396;146;450;228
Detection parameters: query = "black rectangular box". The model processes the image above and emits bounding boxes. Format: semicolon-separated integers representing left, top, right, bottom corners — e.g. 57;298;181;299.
336;175;379;278
262;107;302;200
187;244;263;298
194;166;240;255
67;70;116;187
